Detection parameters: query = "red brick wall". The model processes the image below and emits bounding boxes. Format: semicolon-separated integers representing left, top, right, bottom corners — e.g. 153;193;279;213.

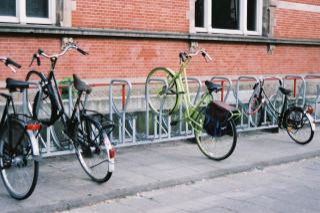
274;9;320;39
72;0;189;33
71;0;320;40
190;42;320;76
1;36;319;81
284;0;320;6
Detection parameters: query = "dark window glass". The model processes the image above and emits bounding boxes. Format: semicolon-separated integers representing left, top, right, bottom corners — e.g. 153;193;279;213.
0;0;16;16
26;0;49;18
195;0;204;27
247;0;257;31
212;0;240;30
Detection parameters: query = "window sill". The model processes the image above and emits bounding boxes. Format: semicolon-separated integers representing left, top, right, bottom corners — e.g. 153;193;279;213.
0;23;319;46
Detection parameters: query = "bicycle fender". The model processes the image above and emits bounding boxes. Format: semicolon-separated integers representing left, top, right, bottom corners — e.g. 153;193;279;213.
27;130;41;160
103;133;115;172
306;113;316;131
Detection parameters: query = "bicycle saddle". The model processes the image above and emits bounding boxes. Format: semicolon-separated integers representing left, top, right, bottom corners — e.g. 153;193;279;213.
6;78;29;92
73;74;92;94
279;87;292;95
205;80;222;93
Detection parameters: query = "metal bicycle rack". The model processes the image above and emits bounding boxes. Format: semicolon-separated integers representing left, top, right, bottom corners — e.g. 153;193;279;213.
145;77;169;141
260;76;283;127
283;75;306;107
109;79;132;145
6;73;317;157
234;76;259;130
210;76;233;102
304;74;320;122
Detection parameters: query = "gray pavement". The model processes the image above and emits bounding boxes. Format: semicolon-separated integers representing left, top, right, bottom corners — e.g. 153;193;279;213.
62;157;320;213
0;129;320;213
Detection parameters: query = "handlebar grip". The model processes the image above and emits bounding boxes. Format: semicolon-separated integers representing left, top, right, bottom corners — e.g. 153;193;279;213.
201;51;212;62
5;58;21;68
179;52;188;62
253;82;259;90
29;54;41;67
38;48;43;53
77;47;89;55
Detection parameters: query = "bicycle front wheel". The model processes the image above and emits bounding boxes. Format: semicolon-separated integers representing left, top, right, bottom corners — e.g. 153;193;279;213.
284;107;314;145
146;67;178;115
75;118;113;183
0;120;39;200
247;95;263;127
194;109;237;161
26;70;58;126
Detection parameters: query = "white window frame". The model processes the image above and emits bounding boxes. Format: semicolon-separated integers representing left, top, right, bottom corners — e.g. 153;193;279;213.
0;0;56;25
194;0;263;35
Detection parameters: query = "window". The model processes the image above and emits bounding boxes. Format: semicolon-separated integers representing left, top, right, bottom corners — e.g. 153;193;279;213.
0;0;56;24
194;0;263;35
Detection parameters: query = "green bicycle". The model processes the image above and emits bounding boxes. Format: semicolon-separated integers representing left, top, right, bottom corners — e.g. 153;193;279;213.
146;48;240;160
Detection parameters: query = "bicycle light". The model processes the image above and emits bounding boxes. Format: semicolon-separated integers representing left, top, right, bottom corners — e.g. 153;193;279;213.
109;148;116;159
26;123;42;131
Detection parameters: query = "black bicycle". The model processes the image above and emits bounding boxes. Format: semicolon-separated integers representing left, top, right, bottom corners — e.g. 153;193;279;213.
26;43;115;183
0;57;42;200
247;78;315;144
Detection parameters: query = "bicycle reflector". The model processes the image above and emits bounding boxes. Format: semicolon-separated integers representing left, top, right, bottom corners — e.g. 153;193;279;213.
306;106;314;114
109;148;116;159
26;123;42;131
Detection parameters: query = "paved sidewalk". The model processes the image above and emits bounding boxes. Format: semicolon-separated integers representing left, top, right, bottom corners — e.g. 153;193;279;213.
1;129;320;213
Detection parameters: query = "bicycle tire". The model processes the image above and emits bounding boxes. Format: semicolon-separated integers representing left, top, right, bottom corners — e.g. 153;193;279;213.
247;95;263;127
194;108;237;161
284;107;314;145
0;119;39;200
26;70;61;126
146;67;179;115
50;115;70;150
75;117;113;183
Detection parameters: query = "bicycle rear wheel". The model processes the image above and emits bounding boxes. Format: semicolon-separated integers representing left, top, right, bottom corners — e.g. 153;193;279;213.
146;67;178;115
75;117;113;183
284;107;314;145
0;119;39;200
194;109;237;161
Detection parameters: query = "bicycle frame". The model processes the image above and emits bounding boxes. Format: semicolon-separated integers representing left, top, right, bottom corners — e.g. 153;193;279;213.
258;86;292;129
166;57;240;132
32;53;115;168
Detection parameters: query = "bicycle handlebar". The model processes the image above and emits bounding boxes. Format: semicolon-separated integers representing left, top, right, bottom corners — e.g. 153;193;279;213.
0;57;21;73
29;42;89;67
179;48;212;63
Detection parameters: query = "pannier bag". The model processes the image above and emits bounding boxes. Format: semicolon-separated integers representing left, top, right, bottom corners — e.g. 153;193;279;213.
203;101;232;137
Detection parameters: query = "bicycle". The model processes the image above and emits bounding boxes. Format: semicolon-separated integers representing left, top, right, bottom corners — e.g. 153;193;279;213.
26;43;116;183
247;78;315;144
0;57;42;200
146;48;240;161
